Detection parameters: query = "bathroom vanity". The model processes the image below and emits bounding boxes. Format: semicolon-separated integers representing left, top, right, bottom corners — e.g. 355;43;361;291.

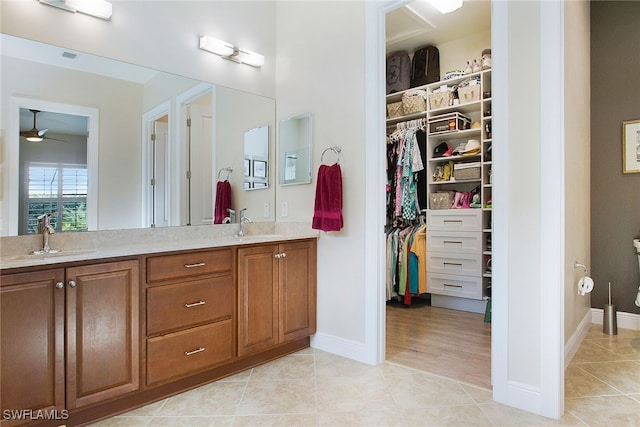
0;224;317;426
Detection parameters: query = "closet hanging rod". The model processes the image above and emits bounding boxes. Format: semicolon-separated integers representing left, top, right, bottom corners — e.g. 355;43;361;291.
217;166;233;181
321;146;341;165
395;117;427;130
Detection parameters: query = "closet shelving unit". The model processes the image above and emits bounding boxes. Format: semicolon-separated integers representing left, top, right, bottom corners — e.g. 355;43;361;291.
385;69;492;312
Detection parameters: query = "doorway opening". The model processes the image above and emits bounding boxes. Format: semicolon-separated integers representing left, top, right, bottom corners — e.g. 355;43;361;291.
383;0;492;389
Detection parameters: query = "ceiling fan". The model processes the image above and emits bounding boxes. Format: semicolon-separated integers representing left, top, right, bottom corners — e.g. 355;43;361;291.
20;109;66;142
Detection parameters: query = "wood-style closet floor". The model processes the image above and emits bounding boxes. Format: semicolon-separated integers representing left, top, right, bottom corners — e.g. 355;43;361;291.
385;300;492;389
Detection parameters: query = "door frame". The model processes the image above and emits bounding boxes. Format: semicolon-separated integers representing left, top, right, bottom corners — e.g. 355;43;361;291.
365;0;565;419
142;101;171;228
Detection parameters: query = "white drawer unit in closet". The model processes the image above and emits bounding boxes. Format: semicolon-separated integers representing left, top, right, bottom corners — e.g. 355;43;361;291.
427;230;482;254
426;252;482;276
427;272;483;300
427;209;482;232
426;209;484;304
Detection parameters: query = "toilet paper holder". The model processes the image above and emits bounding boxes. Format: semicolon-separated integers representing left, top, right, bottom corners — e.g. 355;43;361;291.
573;261;588;275
574;261;594;295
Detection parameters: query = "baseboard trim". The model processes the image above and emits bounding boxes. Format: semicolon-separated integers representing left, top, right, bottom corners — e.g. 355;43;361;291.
565;310;592;367
310;332;376;365
591;308;640;330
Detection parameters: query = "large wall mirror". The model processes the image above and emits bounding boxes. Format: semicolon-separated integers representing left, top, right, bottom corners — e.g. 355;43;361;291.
1;34;275;236
278;113;312;186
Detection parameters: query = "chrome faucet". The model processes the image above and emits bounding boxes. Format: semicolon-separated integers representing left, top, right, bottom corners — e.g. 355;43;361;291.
32;212;60;254
237;208;252;237
222;208;235;224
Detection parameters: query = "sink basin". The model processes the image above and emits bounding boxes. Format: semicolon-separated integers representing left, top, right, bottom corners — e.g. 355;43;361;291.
4;249;95;261
30;248;62;255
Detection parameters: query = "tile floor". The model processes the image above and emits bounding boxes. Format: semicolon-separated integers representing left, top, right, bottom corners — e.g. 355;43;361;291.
92;325;640;427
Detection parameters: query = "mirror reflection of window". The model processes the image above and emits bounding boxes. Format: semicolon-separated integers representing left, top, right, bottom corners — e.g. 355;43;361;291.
279;113;312;186
18;108;89;235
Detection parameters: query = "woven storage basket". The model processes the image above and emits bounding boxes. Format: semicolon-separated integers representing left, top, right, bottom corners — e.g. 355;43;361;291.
428;91;454;110
387;101;403;118
429;192;453;210
402;94;426;114
458;85;481;104
453;162;481;180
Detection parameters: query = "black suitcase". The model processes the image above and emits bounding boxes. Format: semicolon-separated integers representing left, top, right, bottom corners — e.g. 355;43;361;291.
410;45;440;87
386;51;411;94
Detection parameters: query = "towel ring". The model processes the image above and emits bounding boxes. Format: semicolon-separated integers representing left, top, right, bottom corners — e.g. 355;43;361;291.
321;146;341;165
217;167;232;181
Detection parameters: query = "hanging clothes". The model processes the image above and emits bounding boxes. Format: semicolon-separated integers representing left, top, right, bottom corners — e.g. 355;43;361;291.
214;180;232;224
386;127;426;226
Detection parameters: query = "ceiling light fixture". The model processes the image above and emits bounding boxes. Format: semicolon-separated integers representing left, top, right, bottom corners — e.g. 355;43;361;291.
426;0;463;14
199;35;265;68
38;0;113;21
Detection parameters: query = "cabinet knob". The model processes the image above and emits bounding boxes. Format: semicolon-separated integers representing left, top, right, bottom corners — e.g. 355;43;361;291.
68;280;77;288
274;252;287;259
55;281;64;289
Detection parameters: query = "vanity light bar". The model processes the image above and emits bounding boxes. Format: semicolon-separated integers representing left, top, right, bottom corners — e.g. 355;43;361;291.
38;0;113;21
199;35;264;68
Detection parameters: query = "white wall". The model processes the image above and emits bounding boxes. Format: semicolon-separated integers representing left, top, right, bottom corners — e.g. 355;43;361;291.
563;0;591;359
275;0;369;352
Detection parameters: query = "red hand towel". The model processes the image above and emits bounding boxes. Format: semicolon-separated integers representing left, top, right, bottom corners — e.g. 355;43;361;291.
312;164;343;231
214;180;232;224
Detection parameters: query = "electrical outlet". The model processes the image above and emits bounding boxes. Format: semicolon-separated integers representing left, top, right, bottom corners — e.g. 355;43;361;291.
281;202;288;217
263;203;269;218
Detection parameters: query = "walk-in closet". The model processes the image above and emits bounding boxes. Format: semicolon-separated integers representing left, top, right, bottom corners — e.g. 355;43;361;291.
384;0;492;389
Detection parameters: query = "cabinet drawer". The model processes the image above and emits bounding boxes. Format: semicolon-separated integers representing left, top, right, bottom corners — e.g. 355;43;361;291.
427;210;482;231
147;275;233;336
427;231;482;254
146;320;233;386
147;249;232;283
427;273;483;300
427;252;482;276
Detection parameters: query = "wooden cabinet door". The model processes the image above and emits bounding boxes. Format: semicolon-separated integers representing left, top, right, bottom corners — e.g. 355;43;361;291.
1;270;65;422
237;245;278;357
278;240;317;342
65;260;140;409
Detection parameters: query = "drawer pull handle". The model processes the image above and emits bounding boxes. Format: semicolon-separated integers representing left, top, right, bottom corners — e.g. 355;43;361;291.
443;241;463;245
444;220;463;224
443;262;463;267
184;347;205;356
185;300;206;308
443;283;463;288
184;262;206;268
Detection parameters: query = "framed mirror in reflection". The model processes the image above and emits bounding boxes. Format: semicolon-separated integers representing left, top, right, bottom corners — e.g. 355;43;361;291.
243;125;270;191
279;113;312;186
1;34;276;236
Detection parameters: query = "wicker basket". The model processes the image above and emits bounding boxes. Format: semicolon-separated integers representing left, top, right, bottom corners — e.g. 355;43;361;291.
402;94;426;114
453;162;481;180
387;101;403;118
457;84;481;104
428;91;454;110
429;192;454;210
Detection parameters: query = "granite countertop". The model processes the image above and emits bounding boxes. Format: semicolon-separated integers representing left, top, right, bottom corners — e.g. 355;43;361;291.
0;222;318;270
